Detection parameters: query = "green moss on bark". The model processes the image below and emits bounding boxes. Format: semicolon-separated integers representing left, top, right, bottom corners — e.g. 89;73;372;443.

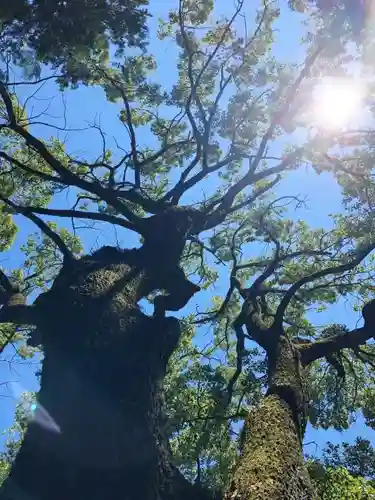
268;336;309;443
225;394;316;500
225;335;315;500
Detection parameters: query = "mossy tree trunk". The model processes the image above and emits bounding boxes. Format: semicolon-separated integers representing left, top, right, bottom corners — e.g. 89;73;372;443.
0;244;209;500
225;335;316;500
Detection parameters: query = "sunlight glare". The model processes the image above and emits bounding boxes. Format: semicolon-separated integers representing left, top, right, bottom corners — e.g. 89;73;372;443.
312;78;364;130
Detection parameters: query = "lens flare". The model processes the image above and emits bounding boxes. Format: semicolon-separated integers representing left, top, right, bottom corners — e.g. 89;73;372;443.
30;402;61;433
312;78;364;130
10;381;60;433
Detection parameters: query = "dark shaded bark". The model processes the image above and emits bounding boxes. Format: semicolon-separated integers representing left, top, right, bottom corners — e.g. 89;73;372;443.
0;243;211;500
224;336;316;500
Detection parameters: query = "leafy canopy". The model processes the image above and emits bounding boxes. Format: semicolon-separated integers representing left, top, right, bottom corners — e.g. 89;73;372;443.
1;0;375;493
0;0;149;85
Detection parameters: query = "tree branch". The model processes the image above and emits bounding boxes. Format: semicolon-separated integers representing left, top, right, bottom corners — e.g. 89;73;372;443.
0;268;17;297
231;277;270;350
0;304;39;327
0;270;38;330
274;241;375;327
226;322;245;404
4;74;65;87
0;81;146;230
1;198;74;263
137;139;193;169
178;0;209;132
196;49;322;226
248;46;322;177
162;153;238;205
7;204;138;233
97;70;140;187
179;0;244;171
201;150;303;231
236;249;332;271
0;151;60;184
298;301;375;365
226;176;281;216
0;327;17;355
164;3;272;206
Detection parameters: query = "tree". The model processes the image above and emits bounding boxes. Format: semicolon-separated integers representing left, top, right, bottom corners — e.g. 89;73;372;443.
0;0;149;85
1;1;375;499
322;438;375;479
308;437;375;500
308;462;375;499
307;438;375;498
307;0;369;38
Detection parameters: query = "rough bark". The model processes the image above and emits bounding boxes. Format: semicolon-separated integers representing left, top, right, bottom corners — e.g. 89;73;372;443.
0;244;209;500
224;336;316;500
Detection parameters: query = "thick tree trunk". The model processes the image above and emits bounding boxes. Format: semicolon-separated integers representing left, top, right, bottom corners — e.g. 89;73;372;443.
225;336;316;500
0;247;208;500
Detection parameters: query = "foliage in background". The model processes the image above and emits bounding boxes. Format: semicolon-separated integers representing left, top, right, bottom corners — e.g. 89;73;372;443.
307;438;375;498
0;392;35;486
0;0;149;85
308;463;375;499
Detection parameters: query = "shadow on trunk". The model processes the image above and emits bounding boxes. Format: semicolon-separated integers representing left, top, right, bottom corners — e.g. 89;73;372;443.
0;236;214;500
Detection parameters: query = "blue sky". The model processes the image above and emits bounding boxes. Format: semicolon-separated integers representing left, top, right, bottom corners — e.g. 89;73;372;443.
1;0;375;463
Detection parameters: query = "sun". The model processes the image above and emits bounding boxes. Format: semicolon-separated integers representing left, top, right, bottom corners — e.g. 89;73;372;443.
311;78;364;130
